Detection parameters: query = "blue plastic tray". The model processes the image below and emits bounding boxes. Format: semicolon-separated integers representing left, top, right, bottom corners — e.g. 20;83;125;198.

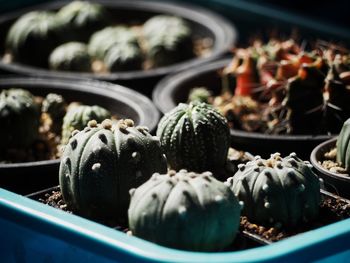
0;188;349;262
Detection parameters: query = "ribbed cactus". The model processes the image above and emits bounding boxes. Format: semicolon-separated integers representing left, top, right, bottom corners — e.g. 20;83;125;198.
128;169;241;251
104;44;143;72
143;15;193;67
0;89;40;150
88;26;139;60
59;119;167;219
226;153;320;226
49;42;91;72
156;102;230;174
5;11;62;67
57;1;109;42
42;93;66;134
336;118;350;171
61;104;111;145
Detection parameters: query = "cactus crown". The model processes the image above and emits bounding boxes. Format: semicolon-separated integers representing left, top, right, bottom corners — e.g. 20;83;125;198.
226;152;320;226
128;169;241;251
156;101;230;174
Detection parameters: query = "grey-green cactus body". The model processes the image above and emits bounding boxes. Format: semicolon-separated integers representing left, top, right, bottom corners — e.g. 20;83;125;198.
227;153;320;226
57;1;109;42
42;93;66;133
49;42;91;72
88;26;139;60
61;104;111;145
0;89;40;150
128;170;241;251
188;87;212;104
104;44;143;72
5;11;62;67
336;118;350;171
157;102;230;173
59;119;167;219
143;15;193;67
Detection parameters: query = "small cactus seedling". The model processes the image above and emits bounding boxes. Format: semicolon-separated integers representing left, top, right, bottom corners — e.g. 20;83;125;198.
226;152;320;226
188;87;212;104
57;1;110;42
61;104;111;145
0;89;40;150
128;169;241;251
49;42;91;72
59;119;168;219
42;93;66;134
156;102;230;174
5;11;62;67
143;15;193;67
336;118;350;171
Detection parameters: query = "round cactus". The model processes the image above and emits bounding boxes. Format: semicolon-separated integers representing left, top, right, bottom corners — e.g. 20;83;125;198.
5;11;62;67
104;44;143;72
336;118;350;171
42;93;66;133
226;153;320;226
49;42;91;72
61;104;111;145
188;87;212;104
57;1;109;42
157;102;230;174
59;119;168;219
143;15;193;67
0;89;40;150
128;169;241;251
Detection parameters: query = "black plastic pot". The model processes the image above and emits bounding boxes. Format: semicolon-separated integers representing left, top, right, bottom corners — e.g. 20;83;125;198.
0;77;160;195
153;59;332;159
0;0;236;97
310;138;350;198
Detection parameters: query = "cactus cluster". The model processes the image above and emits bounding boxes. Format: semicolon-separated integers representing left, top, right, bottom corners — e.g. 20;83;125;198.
59;119;167;219
56;1;110;42
156;101;230;174
336;118;350;172
61;104;111;145
128;169;241;251
5;11;62;67
226;152;320;226
143;15;193;67
0;89;40;150
49;42;91;72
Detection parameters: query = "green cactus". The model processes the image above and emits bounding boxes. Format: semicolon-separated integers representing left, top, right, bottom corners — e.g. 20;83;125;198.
188;87;212;104
336;118;350;171
49;42;91;72
42;93;66;133
0;89;40;150
59;119;167;219
104;43;143;72
61;104;111;145
156;102;230;174
5;11;62;67
143;15;193;67
226;152;320;226
88;26;139;60
128;169;241;251
57;1;109;42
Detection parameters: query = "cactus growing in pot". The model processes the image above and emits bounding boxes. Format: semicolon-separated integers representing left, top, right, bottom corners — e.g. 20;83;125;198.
49;42;91;72
336;118;350;172
128;169;241;251
41;93;67;134
59;119;167;219
0;89;40;151
226;152;320;226
56;1;110;42
61;104;111;145
156;102;230;174
5;11;62;67
104;44;143;72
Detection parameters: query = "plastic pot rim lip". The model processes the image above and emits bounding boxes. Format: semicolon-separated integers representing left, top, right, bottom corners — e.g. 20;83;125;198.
310;137;350;181
153;58;335;142
0;76;160;169
0;0;237;82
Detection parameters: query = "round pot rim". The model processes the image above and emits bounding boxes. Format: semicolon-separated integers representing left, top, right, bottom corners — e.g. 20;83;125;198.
310;137;350;181
0;0;237;82
153;58;334;142
0;76;160;169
